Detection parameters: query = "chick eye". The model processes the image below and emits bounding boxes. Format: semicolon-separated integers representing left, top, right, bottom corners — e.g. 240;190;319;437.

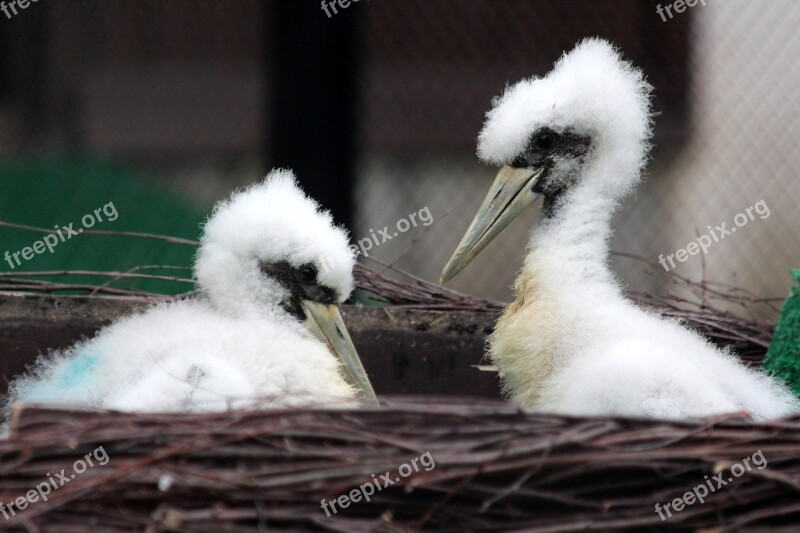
536;130;557;150
299;265;317;284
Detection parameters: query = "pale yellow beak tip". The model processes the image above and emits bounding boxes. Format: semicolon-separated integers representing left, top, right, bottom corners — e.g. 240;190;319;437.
439;265;457;285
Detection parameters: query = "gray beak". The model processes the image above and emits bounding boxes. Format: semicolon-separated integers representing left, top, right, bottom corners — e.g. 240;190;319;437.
441;165;544;283
301;301;379;405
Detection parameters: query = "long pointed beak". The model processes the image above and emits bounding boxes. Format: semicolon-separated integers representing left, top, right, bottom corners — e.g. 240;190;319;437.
301;301;379;405
440;165;544;283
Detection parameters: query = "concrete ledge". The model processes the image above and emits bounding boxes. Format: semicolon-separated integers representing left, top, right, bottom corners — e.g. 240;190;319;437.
0;294;501;398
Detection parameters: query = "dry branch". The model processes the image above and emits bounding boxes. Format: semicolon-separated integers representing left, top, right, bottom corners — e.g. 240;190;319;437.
1;401;799;531
0;222;782;363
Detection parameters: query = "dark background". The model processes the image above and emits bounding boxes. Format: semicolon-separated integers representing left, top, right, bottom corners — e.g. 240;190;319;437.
0;0;797;307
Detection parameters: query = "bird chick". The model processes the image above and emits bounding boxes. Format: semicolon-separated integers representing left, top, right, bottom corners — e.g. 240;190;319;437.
442;38;799;420
5;170;377;414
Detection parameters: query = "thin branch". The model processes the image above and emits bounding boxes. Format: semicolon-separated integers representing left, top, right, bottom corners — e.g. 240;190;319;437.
0;270;195;284
0;220;200;246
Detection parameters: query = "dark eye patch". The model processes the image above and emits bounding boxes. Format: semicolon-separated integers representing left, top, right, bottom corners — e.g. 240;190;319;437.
259;259;337;319
511;128;591;168
510;154;529;168
511;128;560;168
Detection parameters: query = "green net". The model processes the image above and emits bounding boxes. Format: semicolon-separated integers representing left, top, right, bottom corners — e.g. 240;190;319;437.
764;269;800;397
0;159;204;294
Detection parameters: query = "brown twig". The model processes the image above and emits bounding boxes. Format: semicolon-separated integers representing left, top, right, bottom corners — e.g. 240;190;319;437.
0;224;783;362
0;270;194;284
0;402;798;531
0;220;200;246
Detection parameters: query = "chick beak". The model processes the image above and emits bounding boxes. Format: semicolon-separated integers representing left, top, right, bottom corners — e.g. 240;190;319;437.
440;165;544;283
301;301;379;405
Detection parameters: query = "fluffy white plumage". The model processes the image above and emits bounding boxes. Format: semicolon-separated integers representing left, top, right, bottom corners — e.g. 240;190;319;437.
196;172;355;317
5;170;359;414
479;39;799;420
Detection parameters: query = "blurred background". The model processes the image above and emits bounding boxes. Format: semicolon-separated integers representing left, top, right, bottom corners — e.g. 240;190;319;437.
0;0;798;314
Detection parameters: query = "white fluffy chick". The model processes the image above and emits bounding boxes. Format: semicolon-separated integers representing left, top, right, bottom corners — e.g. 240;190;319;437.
5;170;377;414
441;38;799;420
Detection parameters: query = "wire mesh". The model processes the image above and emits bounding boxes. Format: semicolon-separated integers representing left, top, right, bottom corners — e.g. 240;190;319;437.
0;0;797;314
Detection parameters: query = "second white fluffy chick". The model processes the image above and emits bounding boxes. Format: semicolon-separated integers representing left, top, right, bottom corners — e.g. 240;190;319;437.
442;38;799;420
6;170;376;413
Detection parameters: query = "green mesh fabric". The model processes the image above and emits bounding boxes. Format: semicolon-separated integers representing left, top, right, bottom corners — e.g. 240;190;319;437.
0;159;205;294
764;269;800;398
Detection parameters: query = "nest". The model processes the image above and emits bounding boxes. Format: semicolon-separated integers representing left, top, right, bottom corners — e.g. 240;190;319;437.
1;221;797;530
2;401;800;531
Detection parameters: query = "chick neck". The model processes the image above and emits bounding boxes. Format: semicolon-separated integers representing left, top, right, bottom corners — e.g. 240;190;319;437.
518;154;638;309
